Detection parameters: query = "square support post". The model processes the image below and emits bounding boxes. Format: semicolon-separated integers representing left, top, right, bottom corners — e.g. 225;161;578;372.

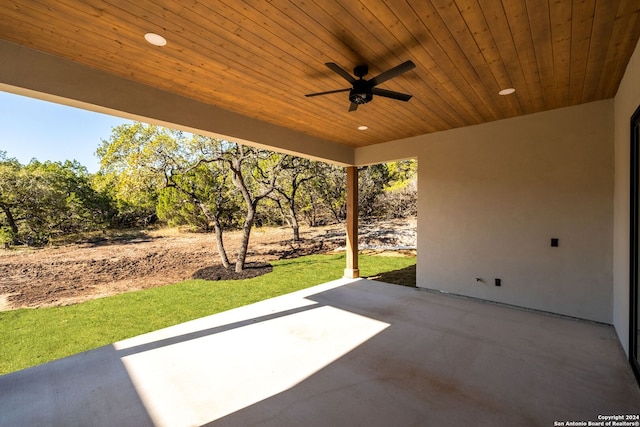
344;166;359;278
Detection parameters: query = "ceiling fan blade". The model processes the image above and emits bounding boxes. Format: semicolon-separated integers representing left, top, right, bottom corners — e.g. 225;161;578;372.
372;88;413;101
369;60;416;87
348;102;359;112
305;88;351;97
325;62;357;84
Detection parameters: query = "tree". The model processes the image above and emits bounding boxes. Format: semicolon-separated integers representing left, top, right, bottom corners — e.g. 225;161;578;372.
95;122;166;228
359;164;390;218
97;123;284;272
226;143;283;271
35;160;114;233
385;159;417;190
97;125;234;267
355;160;418;219
298;182;322;227
169;137;283;272
0;152;22;240
310;163;347;223
161;139;241;269
0;226;13;249
272;156;313;241
378;159;417;219
0;152;113;243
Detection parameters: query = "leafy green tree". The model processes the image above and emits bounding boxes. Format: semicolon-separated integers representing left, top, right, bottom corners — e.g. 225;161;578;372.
98;125;232;267
34;160;114;233
0;226;13;248
92;171;156;228
226;142;284;271
0;152;22;239
0;152;113;243
157;187;205;229
353;161;418;219
297;180;322;227
95;122;166;227
161;143;242;269
385;159;417;191
97;123;283;272
359;164;390;218
378;159;417;219
168;137;282;271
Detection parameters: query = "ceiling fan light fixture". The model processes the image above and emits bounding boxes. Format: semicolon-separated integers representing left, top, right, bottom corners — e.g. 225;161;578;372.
349;90;373;105
144;32;167;46
499;87;516;96
349;80;373;105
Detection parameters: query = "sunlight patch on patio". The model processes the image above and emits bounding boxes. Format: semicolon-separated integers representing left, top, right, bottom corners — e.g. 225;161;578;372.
114;279;389;426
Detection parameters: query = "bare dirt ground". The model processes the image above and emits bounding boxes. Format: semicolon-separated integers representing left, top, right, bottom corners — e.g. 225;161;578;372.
0;218;416;311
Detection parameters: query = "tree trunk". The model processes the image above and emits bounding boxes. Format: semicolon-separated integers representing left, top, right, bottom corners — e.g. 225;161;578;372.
195;199;230;269
212;216;231;269
288;202;300;242
228;150;277;273
303;193;318;227
235;202;255;273
230;157;254;273
1;204;19;243
274;197;292;227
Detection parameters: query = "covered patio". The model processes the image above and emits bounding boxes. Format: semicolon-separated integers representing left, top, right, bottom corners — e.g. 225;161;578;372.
2;278;638;426
2;1;640;424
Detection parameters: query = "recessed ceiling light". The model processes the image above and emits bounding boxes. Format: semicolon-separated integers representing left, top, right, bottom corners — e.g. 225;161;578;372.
144;33;167;47
499;87;516;96
358;125;368;131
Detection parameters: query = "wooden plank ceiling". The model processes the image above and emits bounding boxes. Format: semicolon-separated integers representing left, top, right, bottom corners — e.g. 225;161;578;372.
1;0;640;148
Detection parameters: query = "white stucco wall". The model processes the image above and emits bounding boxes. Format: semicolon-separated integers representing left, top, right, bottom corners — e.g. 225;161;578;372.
418;101;614;323
613;38;640;355
358;100;615;323
358;38;640;351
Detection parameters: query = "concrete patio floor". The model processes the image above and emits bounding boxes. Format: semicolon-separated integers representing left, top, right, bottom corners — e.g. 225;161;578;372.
1;278;639;426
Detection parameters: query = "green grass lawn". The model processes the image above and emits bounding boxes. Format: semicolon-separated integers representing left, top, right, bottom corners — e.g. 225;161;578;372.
0;253;415;375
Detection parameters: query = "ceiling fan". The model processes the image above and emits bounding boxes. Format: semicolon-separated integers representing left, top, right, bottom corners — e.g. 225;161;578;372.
305;60;416;112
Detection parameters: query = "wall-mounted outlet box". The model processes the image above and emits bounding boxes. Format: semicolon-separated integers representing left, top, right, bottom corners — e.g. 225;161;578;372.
495;278;501;286
551;238;559;247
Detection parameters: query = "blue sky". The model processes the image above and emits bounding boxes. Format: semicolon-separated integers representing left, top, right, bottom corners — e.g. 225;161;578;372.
0;91;132;172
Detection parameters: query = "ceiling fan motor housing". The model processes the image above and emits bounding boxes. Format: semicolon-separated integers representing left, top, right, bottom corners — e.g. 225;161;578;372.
350;80;373;104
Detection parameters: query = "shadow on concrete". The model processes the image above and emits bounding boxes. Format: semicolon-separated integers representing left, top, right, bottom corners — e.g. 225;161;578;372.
0;343;155;426
116;303;321;358
369;264;416;287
